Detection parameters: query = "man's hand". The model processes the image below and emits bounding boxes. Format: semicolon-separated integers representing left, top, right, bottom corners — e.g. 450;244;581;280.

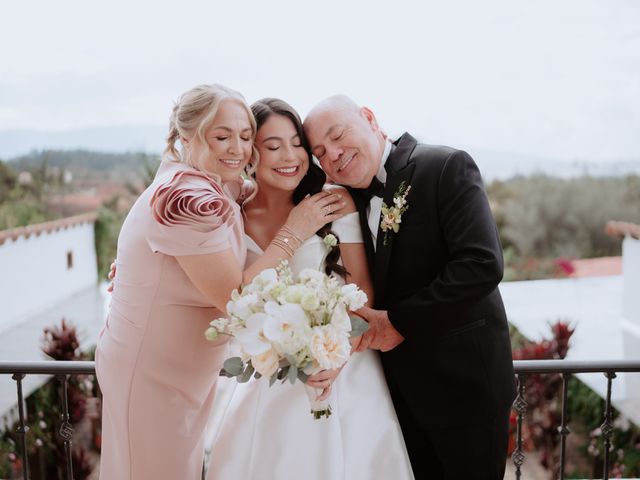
106;261;116;293
354;306;404;353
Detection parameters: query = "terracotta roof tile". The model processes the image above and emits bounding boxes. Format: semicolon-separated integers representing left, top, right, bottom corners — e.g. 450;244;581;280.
605;220;640;240
0;212;98;246
569;257;622;278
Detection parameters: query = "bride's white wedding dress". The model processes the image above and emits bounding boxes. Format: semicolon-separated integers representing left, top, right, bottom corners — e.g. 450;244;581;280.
206;212;414;480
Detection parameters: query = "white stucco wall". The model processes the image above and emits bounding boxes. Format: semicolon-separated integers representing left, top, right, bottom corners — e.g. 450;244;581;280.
0;222;98;332
622;236;640;326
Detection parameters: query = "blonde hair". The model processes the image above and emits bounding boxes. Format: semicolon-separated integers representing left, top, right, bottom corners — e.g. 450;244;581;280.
164;84;259;191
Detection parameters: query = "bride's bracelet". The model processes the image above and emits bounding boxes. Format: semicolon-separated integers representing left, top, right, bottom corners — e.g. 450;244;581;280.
271;237;295;257
270;226;303;257
280;225;303;246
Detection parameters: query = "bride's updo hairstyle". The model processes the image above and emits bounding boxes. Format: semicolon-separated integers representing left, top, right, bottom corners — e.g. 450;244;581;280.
251;98;348;280
164;84;258;186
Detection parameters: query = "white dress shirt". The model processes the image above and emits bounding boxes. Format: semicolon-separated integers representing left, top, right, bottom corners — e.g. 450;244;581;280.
367;140;392;251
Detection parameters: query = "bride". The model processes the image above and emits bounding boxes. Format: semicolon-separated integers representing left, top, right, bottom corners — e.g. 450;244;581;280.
206;98;413;480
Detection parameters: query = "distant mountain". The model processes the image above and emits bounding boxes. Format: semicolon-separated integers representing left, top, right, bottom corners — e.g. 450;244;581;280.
0;126;166;159
8;149;158;171
1;126;638;181
472;149;640;180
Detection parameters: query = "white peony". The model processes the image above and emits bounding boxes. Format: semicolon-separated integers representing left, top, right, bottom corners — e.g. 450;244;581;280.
251;348;279;378
309;324;351;370
330;305;352;334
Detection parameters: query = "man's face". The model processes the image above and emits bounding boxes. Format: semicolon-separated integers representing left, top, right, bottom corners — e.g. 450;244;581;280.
304;107;384;188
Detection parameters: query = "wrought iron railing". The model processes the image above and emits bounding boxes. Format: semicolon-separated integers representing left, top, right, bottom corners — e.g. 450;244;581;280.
511;360;640;480
1;360;640;479
0;361;94;480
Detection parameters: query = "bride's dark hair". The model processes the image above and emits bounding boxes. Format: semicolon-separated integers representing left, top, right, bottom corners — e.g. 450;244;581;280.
251;98;347;279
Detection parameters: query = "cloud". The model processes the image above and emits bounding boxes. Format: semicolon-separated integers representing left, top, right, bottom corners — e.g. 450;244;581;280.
1;0;639;160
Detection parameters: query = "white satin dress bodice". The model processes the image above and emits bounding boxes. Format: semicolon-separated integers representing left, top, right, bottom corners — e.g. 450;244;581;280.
206;212;414;480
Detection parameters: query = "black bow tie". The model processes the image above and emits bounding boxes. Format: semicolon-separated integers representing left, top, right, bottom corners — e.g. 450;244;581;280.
359;176;385;200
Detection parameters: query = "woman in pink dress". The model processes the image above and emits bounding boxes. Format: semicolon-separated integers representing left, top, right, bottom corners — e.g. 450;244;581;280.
95;84;345;480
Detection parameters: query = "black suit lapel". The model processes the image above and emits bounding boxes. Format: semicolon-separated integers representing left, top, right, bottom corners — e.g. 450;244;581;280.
373;134;418;307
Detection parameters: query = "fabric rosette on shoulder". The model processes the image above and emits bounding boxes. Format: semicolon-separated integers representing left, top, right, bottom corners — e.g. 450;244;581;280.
147;169;239;256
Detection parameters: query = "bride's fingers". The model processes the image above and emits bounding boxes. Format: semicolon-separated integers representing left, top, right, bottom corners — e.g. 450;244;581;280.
307;374;329;388
317;384;332;401
306;378;327;388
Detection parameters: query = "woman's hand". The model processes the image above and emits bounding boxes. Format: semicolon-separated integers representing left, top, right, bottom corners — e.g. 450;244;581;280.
106;260;116;292
284;191;346;240
306;366;344;401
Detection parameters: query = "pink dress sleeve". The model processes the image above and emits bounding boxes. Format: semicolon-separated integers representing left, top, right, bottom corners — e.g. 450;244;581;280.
147;169;237;256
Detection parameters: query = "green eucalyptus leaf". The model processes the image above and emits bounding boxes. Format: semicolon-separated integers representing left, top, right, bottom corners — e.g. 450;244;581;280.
222;357;244;377
269;371;278;387
277;366;290;380
349;315;370;338
297;370;310;384
238;363;255;383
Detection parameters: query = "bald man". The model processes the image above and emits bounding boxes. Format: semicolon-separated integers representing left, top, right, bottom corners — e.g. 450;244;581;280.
304;96;516;480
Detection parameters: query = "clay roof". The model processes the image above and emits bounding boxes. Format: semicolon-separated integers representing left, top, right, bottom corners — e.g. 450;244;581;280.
0;212;98;246
605;220;640;240
569;257;622;278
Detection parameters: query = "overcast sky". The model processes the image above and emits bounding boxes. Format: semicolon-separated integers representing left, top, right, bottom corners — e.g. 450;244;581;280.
1;0;639;163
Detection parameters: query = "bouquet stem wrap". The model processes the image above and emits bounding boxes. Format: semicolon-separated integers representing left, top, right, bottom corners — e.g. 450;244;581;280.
303;384;332;419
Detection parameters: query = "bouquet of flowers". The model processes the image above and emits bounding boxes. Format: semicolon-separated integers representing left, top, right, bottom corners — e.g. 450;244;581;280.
205;261;368;419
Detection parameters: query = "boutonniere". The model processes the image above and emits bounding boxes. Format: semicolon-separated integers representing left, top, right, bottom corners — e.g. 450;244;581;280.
380;181;411;246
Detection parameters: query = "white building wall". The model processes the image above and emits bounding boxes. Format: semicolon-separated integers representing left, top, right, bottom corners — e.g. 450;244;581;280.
622;236;640;326
0;222;98;332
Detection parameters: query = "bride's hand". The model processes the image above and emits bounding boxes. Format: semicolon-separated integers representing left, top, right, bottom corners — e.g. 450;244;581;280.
306;366;344;401
284;191;346;241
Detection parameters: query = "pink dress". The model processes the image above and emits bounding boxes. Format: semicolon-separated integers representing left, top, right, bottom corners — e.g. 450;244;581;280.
95;161;246;480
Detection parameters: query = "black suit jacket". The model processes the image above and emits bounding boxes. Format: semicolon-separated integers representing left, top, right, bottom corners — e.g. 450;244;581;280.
349;133;516;430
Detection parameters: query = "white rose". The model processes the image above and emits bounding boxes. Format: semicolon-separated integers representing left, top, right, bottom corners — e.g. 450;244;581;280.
300;291;320;311
298;268;325;284
323;234;338;248
244;268;279;295
282;285;306;304
340;284;368;310
251;348;279;378
309;324;351;370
